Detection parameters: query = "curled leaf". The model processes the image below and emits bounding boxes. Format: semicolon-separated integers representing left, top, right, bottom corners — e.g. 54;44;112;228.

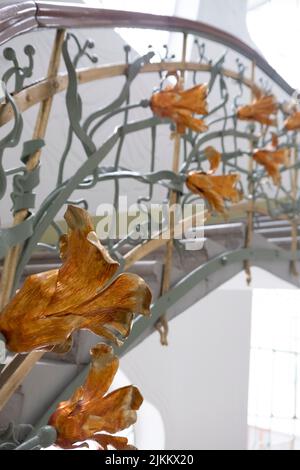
150;79;208;134
237;95;277;126
49;344;143;450
0;206;152;353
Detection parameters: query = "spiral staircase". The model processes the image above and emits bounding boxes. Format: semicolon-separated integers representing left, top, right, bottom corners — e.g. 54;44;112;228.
0;0;299;447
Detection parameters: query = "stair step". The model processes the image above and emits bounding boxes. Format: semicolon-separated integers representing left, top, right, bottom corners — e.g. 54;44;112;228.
254;220;292;229
256;227;298;236
267;236;300;244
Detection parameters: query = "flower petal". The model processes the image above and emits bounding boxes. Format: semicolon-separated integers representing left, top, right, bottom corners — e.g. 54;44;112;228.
0;313;83;353
46;206;119;315
173;110;208;134
211;175;242;202
204;146;221;173
93;434;137;450
253;148;289;186
186;172;241;214
49;344;143;449
237;95;277;126
175;84;208;115
80;344;119;403
0;270;58;351
285;112;300;131
71;273;152;343
84;386;143;435
271;149;289;166
0;206;152;353
150;82;208;134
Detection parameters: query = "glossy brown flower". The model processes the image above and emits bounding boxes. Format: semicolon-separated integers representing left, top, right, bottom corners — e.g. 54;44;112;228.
0;206;152;353
253;134;289;186
284;111;300;131
49;344;143;450
150;79;208;134
237;95;277;126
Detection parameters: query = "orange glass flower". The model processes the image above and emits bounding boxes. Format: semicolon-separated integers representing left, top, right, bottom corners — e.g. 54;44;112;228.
284;111;300;131
253;135;289;186
204;146;221;174
186;172;241;214
49;344;143;450
237;95;277;126
186;147;242;214
150;80;208;134
0;206;152;353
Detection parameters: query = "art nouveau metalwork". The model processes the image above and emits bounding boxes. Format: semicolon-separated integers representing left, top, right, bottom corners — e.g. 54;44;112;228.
0;0;299;449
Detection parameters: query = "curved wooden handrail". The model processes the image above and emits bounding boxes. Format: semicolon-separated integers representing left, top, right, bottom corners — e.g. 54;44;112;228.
0;1;37;46
0;1;294;96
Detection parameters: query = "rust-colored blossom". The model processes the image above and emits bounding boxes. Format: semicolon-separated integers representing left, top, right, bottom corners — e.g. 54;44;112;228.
204;146;222;174
237;95;278;126
0;206;152;353
186;172;241;214
49;344;143;450
253;134;289;186
284;111;300;131
186;147;242;214
150;78;208;134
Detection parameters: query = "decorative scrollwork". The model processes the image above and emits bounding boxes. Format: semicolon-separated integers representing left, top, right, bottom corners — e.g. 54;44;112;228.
11;140;44;214
7;34;296;284
0;15;299;450
0;46;36;201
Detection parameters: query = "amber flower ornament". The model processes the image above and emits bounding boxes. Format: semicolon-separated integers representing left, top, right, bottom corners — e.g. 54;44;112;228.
284;111;300;131
0;206;152;353
150;77;208;134
237;94;278;126
49;344;143;450
186;146;242;214
253;134;289;186
204;146;222;174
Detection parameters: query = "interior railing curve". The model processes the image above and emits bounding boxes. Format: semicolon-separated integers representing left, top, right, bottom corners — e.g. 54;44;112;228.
0;0;299;449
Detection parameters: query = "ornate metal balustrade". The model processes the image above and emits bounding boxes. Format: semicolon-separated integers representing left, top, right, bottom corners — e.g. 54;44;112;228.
0;0;299;449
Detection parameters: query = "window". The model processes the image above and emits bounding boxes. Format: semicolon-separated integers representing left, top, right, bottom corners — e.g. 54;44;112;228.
248;288;300;450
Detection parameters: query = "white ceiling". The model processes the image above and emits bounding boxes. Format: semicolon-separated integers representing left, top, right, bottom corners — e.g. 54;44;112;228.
247;0;300;88
247;0;271;11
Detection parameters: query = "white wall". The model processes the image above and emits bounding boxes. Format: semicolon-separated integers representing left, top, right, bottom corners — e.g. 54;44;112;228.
122;288;252;450
121;266;297;450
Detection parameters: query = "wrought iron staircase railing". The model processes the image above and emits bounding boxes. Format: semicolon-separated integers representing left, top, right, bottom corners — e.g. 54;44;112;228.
0;0;299;449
